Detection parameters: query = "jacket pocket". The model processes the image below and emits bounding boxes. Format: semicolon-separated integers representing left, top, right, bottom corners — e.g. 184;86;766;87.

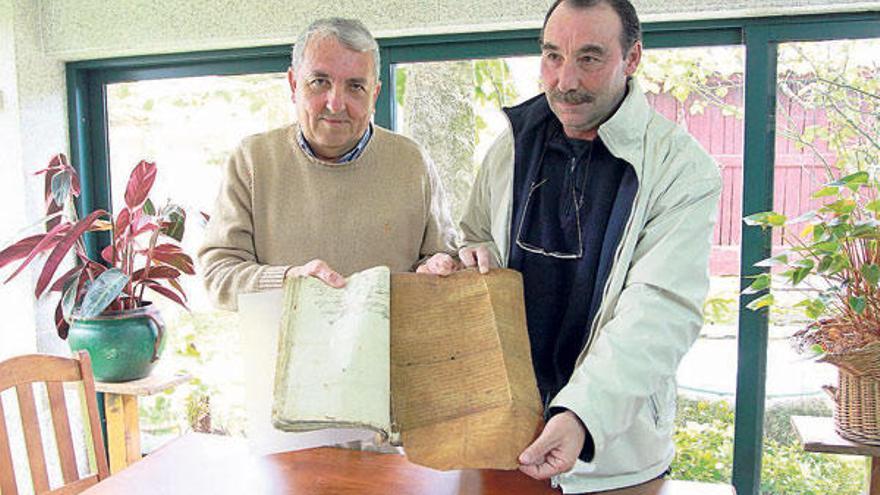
648;386;676;431
648;393;661;427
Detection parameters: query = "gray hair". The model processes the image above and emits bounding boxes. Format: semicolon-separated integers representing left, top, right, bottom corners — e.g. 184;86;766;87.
290;18;381;81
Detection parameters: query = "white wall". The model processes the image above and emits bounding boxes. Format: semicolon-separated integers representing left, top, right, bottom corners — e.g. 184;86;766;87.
37;0;880;61
1;0;61;357
0;0;35;358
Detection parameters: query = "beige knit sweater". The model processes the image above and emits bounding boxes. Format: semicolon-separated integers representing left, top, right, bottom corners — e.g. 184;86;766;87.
198;124;457;311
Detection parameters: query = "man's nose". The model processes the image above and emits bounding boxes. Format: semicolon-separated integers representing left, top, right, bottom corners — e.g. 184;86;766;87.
325;85;346;114
557;59;580;92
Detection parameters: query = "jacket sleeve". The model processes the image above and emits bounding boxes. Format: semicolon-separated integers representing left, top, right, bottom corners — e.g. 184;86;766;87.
458;131;509;266
550;156;722;461
197;147;290;311
415;150;459;268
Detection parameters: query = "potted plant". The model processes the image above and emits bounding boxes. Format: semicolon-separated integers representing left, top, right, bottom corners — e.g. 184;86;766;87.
0;153;194;382
744;168;880;445
741;43;880;444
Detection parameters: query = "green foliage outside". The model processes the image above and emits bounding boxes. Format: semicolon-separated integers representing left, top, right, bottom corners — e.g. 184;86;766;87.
395;59;519;222
139;306;245;440
702;289;818;328
471;59;519;146
763;399;832;446
673;396;864;494
395;59;519;146
639;47;744;119
108;73;292;170
702;296;737;326
741;42;880;349
672;397;735;484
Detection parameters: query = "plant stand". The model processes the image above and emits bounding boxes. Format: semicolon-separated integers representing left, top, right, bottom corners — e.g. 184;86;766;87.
792;415;880;495
95;370;191;473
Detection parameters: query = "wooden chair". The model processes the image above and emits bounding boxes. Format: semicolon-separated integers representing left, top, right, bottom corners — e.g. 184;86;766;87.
0;351;109;494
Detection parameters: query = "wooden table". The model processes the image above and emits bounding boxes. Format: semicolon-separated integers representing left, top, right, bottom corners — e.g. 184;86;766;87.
81;432;734;494
792;415;880;495
94;370;191;474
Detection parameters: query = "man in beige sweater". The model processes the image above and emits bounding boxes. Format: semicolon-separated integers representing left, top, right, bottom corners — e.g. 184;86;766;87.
199;18;458;311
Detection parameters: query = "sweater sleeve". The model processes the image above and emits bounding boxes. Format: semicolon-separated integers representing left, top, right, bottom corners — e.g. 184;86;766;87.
197;146;291;311
415;150;458;268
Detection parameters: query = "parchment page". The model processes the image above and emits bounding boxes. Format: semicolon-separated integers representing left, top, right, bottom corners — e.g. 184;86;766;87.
390;269;543;469
272;266;391;436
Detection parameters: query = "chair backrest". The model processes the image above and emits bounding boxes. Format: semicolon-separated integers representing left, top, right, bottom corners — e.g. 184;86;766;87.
0;351;109;495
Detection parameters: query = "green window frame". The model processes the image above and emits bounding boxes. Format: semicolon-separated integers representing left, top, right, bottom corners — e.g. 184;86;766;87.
66;11;880;495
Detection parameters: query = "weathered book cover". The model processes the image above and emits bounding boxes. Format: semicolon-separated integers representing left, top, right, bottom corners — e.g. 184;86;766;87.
272;267;543;470
391;269;544;469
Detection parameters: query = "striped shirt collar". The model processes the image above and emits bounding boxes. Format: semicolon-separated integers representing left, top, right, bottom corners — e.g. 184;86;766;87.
297;123;373;163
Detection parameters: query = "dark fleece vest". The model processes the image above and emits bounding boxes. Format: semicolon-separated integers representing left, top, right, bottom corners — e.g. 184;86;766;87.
504;94;639;409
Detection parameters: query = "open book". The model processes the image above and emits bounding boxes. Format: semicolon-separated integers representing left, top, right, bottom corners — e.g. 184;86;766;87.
271;266;543;470
272;266;392;435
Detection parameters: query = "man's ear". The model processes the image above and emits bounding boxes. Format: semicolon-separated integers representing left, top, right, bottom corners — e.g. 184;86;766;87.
371;80;382;109
624;40;642;76
287;67;298;102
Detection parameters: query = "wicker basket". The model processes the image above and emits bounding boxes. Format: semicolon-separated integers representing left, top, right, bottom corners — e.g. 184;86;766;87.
820;341;880;445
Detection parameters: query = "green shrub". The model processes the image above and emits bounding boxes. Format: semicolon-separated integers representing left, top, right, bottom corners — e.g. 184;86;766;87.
672;419;735;483
139;307;245;437
703;296;737;326
763;398;832;446
676;396;735;428
761;441;863;495
673;396;863;495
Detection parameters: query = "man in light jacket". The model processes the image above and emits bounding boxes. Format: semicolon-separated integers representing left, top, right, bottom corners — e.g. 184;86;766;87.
458;0;721;492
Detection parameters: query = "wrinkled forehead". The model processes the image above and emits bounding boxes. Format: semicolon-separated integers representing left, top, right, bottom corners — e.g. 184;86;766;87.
299;34;377;81
543;3;623;53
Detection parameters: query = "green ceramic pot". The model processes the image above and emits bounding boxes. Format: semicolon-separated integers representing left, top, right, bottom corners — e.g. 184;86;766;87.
68;303;166;382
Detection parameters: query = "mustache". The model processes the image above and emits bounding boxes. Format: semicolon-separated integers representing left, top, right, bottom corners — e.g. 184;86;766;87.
319;112;350;121
549;89;594;105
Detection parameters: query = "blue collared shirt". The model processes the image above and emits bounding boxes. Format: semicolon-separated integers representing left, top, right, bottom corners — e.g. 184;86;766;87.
297;123;373;163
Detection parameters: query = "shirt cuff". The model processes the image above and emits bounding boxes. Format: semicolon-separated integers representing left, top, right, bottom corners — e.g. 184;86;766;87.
257;265;290;291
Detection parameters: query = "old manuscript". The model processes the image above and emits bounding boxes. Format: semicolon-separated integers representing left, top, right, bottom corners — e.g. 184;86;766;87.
272;267;543;470
272;266;391;435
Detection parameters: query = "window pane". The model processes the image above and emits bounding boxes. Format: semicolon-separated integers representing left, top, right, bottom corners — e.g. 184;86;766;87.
640;45;744;484
106;73;291;444
393;57;540;222
766;38;880;494
393;46;746;484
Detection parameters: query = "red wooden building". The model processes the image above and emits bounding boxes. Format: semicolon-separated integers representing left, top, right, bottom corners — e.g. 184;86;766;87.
648;87;835;275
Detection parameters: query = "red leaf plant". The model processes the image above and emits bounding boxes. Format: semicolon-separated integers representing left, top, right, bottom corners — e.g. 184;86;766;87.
0;153;195;338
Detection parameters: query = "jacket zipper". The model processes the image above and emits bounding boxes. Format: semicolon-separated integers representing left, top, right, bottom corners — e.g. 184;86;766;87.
578;178;641;361
536;177;640;492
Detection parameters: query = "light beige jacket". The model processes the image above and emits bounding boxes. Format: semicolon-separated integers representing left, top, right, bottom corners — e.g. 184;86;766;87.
460;78;722;492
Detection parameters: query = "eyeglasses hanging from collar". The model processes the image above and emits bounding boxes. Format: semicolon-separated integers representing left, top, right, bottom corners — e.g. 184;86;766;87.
515;127;594;260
